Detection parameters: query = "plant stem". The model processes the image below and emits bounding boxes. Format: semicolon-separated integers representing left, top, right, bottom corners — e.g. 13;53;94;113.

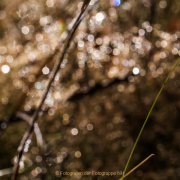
121;57;180;180
11;1;91;180
120;154;154;180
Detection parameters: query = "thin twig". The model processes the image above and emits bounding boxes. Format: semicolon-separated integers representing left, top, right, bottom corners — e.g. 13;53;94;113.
121;57;180;180
16;112;45;154
11;1;91;180
120;154;155;180
0;167;13;177
16;112;46;180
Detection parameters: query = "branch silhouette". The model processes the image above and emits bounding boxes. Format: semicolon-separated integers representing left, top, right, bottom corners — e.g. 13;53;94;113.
11;1;91;179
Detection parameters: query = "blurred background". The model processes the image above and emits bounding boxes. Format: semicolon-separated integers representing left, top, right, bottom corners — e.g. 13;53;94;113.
0;0;180;179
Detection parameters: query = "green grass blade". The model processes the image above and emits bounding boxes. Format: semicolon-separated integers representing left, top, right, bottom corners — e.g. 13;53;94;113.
121;58;180;180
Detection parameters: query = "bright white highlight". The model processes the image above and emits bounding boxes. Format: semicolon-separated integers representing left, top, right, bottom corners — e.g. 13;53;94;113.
133;67;139;75
1;65;10;74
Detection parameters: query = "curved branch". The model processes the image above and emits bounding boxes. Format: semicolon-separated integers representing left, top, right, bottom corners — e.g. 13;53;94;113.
11;1;91;180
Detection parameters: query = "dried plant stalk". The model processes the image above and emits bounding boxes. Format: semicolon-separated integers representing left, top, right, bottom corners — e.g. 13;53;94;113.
11;1;91;180
120;154;154;180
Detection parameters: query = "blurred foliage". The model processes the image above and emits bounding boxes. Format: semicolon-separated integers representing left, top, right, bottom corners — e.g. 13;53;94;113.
1;0;180;180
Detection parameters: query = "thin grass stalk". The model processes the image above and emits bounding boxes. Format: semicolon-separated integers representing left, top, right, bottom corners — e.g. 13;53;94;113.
121;57;180;180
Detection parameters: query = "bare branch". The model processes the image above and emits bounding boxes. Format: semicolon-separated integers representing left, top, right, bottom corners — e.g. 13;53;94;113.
11;1;91;180
16;112;45;154
0;167;13;177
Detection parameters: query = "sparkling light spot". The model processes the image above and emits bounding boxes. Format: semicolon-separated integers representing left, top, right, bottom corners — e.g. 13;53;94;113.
96;38;103;45
22;26;29;34
44;25;51;33
42;67;50;75
46;0;54;7
78;41;84;48
28;53;36;62
36;34;43;41
133;67;140;75
95;12;106;22
1;65;10;74
146;26;153;32
113;0;121;6
35;82;44;90
159;1;167;9
75;151;81;158
88;35;94;42
139;29;145;36
161;40;167;48
71;128;78;135
40;17;47;26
